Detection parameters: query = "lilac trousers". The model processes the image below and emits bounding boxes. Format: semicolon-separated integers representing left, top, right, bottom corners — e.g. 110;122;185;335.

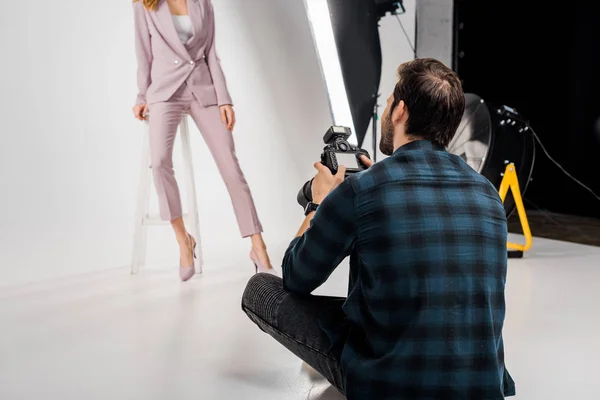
148;83;262;238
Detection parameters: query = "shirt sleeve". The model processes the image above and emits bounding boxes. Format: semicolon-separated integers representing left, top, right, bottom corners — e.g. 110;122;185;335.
282;178;357;294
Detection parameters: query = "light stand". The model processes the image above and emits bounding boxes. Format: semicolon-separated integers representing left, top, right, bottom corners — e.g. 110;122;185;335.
369;0;406;161
371;94;380;162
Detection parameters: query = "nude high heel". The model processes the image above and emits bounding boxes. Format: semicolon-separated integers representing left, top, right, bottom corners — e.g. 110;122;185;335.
250;249;277;275
179;234;196;282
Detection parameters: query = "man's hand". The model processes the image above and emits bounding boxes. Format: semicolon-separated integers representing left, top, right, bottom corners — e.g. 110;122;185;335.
311;163;346;204
360;154;374;168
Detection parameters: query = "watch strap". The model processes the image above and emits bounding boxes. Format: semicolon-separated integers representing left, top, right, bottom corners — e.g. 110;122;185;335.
304;202;319;216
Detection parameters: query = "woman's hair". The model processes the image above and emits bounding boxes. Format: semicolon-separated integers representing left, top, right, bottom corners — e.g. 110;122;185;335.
133;0;160;11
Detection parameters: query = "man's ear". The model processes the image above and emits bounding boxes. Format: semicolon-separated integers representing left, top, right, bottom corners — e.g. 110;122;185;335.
391;100;406;125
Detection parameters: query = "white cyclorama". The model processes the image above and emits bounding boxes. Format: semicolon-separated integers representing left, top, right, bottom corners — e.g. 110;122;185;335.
303;0;358;145
0;0;332;287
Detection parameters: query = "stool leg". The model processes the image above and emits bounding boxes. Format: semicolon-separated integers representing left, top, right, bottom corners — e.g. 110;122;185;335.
131;124;151;275
179;116;203;274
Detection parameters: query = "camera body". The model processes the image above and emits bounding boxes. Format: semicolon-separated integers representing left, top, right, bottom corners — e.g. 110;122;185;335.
297;126;371;209
320;126;371;175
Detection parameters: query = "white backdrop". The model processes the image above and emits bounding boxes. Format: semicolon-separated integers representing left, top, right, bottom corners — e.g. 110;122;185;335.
0;0;415;288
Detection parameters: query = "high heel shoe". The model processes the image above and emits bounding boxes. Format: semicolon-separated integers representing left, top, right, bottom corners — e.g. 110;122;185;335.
250;249;277;275
179;234;196;282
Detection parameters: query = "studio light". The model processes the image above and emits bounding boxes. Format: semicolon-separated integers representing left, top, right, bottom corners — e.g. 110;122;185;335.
303;2;535;218
447;93;536;218
303;0;358;144
303;0;406;148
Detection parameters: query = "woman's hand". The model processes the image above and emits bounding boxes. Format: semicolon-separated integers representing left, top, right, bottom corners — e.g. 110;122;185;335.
220;105;236;131
132;104;149;121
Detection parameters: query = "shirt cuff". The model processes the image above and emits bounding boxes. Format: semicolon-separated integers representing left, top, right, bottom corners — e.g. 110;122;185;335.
286;237;302;252
281;236;302;281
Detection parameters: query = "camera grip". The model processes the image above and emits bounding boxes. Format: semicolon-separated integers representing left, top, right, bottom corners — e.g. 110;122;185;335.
356;149;371;169
320;151;339;174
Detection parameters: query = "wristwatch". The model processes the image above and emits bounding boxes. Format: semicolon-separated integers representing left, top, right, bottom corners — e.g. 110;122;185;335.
304;202;319;216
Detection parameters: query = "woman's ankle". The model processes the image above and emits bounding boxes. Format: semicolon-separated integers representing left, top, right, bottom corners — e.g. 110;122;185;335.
176;234;190;247
250;234;266;250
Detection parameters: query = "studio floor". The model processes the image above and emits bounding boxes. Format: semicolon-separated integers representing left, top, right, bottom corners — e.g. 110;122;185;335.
1;234;599;400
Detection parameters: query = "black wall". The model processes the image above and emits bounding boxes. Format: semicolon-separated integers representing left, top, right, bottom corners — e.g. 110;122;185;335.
454;0;600;218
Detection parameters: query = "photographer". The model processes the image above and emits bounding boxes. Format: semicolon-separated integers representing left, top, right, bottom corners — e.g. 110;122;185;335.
242;58;515;399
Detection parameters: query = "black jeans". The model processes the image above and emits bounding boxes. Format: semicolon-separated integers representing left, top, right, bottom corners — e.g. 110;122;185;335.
241;273;347;394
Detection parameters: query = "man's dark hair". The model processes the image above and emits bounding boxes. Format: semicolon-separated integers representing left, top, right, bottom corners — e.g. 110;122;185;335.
391;58;465;147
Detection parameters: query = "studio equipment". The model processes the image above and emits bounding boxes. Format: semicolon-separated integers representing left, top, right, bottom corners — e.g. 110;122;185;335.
297;126;371;211
447;93;536;257
303;0;406;159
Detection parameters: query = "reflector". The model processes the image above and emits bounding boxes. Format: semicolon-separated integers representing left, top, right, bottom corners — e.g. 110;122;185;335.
447;93;536;217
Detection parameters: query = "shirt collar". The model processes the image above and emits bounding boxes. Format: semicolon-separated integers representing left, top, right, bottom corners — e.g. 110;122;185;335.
392;139;445;156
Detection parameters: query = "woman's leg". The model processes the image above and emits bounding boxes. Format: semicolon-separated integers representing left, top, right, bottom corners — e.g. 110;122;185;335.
148;101;195;268
187;102;273;269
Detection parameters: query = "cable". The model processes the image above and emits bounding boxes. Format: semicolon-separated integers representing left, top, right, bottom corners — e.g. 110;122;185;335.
394;14;416;58
390;4;597;204
523;198;564;226
528;126;600;203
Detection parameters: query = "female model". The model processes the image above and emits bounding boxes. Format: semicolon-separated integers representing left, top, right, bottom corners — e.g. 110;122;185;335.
132;0;275;280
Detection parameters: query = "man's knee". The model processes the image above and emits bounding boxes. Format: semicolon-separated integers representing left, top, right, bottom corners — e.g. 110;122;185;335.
241;273;286;326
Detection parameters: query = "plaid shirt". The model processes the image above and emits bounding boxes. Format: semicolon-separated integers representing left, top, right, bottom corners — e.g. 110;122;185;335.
282;140;515;399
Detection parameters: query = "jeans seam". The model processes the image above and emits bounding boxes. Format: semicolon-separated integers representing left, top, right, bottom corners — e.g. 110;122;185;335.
244;307;338;362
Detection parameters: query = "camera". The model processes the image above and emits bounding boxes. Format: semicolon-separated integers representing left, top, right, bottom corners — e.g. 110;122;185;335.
297;126;371;209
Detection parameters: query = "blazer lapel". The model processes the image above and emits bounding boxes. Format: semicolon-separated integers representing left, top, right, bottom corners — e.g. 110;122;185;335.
187;0;206;47
155;0;191;59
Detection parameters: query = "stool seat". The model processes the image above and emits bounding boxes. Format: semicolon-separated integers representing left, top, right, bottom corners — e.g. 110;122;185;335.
131;115;203;275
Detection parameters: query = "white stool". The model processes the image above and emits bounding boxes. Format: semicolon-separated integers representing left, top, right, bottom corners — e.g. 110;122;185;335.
131;115;203;275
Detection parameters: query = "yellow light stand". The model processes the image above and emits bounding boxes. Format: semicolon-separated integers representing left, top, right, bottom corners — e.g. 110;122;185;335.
498;163;532;258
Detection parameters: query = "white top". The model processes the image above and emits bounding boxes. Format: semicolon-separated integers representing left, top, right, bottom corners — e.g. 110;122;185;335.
172;15;193;44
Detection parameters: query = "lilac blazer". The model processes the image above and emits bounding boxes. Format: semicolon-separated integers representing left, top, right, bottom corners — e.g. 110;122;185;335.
133;0;232;107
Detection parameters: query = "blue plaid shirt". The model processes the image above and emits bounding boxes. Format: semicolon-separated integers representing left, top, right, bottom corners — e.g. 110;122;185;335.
282;140;515;399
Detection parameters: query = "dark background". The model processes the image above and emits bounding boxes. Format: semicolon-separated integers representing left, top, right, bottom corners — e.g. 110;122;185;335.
453;0;600;219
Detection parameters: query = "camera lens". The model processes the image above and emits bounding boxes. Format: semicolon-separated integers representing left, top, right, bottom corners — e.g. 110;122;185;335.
339;142;349;151
297;179;313;208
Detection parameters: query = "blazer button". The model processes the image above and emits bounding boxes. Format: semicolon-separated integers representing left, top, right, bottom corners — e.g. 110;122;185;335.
174;60;179;64
189;61;194;65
